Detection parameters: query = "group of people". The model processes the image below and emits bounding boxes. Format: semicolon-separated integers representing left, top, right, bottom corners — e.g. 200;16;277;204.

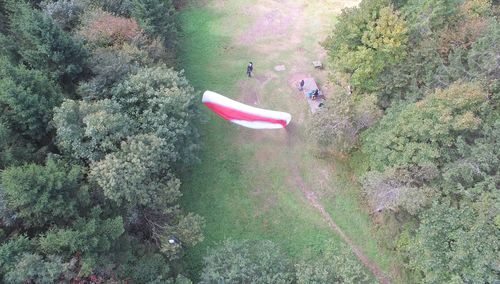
300;80;321;100
307;88;320;100
245;62;320;100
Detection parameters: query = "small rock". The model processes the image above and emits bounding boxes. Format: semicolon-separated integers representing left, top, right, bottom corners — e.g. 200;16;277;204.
312;61;323;68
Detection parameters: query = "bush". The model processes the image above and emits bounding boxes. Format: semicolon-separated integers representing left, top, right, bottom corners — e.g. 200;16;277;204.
308;92;381;153
201;240;294;284
295;241;371;284
78;8;141;48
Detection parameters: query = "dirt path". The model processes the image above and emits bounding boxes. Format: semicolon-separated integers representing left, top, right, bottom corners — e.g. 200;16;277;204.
288;161;390;284
231;0;392;283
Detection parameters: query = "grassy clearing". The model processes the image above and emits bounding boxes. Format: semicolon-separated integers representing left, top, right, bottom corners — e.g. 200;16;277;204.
178;4;335;278
178;0;399;281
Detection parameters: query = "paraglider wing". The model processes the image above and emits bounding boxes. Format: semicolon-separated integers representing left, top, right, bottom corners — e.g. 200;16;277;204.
202;91;291;129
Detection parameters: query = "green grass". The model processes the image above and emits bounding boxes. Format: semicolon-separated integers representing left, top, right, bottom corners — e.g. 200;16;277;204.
178;0;399;281
178;4;336;278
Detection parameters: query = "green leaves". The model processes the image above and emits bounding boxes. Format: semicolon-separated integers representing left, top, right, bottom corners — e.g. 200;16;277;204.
6;0;88;87
53;99;138;162
38;209;124;256
201;240;295;284
111;65;201;168
4;253;69;284
1;159;85;228
408;202;500;283
0;56;62;142
323;1;408;93
132;0;177;48
0;0;199;281
90;134;179;208
362;165;438;214
295;241;372;284
363;82;488;169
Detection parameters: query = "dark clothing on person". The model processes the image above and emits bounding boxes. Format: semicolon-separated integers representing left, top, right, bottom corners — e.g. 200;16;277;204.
247;62;253;77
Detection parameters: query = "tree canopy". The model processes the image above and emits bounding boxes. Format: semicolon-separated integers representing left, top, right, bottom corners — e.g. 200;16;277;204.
321;0;500;281
0;0;202;281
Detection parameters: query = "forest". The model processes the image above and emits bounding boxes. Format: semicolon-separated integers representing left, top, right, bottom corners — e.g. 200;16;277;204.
0;0;498;283
0;0;203;282
316;0;499;281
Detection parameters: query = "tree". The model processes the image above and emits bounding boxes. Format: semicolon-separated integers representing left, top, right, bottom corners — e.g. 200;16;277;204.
440;119;499;201
37;208;124;277
0;56;63;142
77;8;141;49
201;240;294;284
90;134;178;209
323;0;408;93
90;134;204;260
0;122;39;168
53;99;138;163
407;202;500;283
1;158;87;229
403;0;463;40
309;104;357;152
0;235;33;276
362;165;438;215
309;93;381;153
362;82;488;170
158;213;205;259
98;0;135;16
37;208;124;260
41;0;87;31
295;241;371;284
132;0;177;48
77;45;148;100
111;65;200;168
4;253;70;284
466;19;500;94
6;0;88;87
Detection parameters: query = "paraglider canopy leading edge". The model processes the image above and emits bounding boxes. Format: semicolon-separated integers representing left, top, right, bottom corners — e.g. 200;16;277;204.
202;90;292;129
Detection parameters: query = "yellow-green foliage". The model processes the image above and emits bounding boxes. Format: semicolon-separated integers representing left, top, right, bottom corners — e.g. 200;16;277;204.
323;0;408;93
363;82;488;169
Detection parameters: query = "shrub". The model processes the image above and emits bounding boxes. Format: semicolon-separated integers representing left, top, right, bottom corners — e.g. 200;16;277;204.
78;8;141;48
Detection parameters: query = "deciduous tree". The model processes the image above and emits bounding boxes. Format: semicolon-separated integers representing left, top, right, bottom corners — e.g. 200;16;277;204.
201;240;294;283
363;82;488;169
295;241;371;284
53;99;137;162
323;0;408;93
111;65;200;168
407;202;500;283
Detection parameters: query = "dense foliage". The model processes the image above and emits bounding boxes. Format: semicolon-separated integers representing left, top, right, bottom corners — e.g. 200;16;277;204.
200;240;295;283
0;0;202;282
295;241;371;284
320;0;500;281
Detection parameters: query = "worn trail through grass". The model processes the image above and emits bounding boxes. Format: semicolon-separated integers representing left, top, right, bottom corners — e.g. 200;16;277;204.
179;0;397;282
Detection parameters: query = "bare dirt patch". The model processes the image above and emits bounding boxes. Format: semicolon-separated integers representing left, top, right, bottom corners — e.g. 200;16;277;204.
238;9;295;44
239;81;261;105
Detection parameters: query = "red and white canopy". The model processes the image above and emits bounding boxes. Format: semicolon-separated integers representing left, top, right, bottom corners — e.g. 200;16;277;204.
202;91;291;129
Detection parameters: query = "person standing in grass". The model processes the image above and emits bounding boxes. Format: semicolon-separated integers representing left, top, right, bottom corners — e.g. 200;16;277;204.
247;62;253;77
